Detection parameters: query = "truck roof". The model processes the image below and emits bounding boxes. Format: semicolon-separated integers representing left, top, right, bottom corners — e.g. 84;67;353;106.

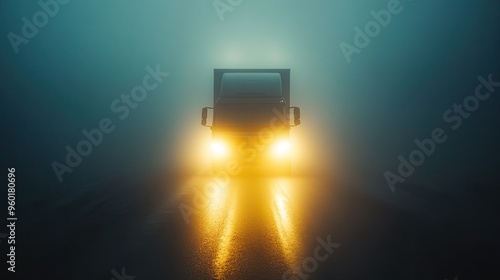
220;73;282;98
214;69;290;106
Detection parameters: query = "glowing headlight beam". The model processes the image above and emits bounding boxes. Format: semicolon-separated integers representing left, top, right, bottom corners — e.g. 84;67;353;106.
211;141;228;157
273;140;291;157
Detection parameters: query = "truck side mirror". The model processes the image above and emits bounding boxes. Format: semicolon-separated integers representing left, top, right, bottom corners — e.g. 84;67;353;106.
290;107;300;126
294;107;300;125
201;108;207;126
201;107;213;127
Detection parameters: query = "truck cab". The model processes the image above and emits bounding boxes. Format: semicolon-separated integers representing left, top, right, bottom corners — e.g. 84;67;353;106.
201;69;300;176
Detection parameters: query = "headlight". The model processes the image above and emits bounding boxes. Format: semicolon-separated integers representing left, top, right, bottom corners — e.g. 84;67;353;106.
211;141;228;157
272;140;291;157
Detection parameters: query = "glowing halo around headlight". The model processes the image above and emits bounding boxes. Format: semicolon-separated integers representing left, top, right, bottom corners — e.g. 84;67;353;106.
211;141;228;157
273;140;291;157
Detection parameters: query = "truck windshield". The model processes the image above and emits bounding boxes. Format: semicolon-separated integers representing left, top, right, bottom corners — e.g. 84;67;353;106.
213;103;287;129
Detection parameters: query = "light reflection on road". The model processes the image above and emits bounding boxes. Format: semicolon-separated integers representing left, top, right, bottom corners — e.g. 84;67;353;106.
213;199;236;278
193;176;305;279
271;178;301;268
205;182;230;232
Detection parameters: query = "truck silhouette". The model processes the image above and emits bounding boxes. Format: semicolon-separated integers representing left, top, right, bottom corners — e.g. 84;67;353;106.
201;69;301;176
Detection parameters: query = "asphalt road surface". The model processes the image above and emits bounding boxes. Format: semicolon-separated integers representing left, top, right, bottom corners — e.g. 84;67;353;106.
11;169;499;280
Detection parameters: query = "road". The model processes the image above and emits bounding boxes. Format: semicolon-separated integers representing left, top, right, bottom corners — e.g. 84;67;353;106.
12;170;498;280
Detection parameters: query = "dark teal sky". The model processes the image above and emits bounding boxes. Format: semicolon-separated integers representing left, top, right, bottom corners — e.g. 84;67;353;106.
1;0;499;197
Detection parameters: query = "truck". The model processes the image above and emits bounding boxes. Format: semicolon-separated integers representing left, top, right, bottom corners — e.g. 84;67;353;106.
201;69;301;176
